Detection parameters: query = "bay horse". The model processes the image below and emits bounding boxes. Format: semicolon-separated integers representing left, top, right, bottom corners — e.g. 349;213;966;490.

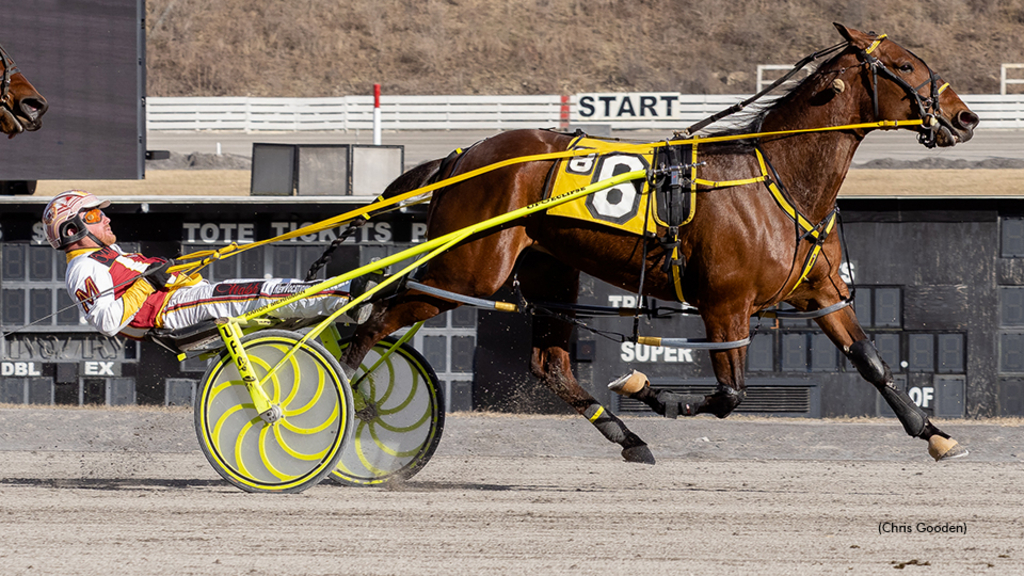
0;42;48;138
341;24;979;464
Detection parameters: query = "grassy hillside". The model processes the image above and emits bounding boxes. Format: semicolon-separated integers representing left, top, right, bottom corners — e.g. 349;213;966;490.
146;0;1024;97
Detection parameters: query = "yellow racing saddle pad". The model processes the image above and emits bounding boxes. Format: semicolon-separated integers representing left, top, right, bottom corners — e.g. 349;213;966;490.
545;136;695;236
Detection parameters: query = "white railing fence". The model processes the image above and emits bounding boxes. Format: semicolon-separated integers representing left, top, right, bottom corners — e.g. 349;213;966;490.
146;93;1024;132
756;64;811;93
146;95;566;132
1002;64;1024;96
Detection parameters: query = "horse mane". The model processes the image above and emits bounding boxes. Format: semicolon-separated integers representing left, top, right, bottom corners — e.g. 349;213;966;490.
694;50;840;140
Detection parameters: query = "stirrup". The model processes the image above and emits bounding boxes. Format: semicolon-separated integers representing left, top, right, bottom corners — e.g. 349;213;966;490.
341;271;385;324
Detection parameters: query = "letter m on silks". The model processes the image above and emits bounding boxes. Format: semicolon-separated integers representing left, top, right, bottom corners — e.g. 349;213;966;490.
75;277;101;313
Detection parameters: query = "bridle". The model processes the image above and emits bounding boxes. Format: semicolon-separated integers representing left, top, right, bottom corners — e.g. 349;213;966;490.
677;33;953;148
0;42;21;111
854;34;951;148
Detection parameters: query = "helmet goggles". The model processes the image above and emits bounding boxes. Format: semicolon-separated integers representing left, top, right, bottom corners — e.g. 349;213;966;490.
41;190;111;250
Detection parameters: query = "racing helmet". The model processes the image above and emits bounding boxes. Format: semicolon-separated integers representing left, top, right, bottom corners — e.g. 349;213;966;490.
42;190;111;250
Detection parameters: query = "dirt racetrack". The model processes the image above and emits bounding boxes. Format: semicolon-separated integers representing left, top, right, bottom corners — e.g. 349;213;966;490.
1;407;1022;576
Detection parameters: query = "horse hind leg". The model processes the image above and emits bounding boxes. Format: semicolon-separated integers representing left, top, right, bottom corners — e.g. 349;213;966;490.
532;345;654;464
519;251;655;464
340;294;458;376
610;370;744;419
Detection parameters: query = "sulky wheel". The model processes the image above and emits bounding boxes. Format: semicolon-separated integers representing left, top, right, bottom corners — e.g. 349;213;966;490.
330;336;445;486
195;330;353;493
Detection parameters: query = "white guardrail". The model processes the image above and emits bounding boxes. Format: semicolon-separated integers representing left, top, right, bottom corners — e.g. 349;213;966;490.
146;93;1024;132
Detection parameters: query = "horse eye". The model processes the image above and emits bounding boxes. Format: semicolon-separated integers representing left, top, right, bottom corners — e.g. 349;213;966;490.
898;63;914;73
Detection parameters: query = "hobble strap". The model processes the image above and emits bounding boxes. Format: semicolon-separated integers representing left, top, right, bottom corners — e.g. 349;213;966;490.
305;218;366;281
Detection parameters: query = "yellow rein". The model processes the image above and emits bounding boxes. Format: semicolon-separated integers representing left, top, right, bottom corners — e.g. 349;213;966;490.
169;118;925;276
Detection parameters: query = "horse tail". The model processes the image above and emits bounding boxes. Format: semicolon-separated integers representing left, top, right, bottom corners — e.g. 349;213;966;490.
380;139;485;201
378;158;444;201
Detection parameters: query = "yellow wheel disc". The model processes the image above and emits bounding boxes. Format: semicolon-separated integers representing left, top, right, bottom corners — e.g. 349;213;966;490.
331;337;444;486
196;330;353;493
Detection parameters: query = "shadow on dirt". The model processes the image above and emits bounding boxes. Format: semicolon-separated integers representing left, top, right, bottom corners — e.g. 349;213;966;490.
0;477;227;491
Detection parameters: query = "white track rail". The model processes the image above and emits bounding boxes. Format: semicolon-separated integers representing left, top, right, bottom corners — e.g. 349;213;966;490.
147;94;1024;132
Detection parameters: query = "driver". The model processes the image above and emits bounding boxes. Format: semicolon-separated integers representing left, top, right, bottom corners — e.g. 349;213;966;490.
42;190;370;340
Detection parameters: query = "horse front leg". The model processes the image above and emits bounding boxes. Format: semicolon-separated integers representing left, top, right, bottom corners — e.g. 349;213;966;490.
810;300;968;461
520;252;655;464
786;253;968;461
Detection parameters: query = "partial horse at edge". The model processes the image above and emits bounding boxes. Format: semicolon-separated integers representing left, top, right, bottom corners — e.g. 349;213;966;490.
0;42;48;139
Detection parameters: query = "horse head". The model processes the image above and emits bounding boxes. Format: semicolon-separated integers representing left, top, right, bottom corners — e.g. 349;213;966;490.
1;44;48;139
833;24;978;148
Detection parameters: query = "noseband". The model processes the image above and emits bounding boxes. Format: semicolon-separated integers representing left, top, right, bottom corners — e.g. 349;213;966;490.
0;43;20;110
855;35;951;148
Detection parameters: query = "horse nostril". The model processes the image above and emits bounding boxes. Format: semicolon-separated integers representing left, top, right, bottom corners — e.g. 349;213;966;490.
955;110;979;130
20;96;48;117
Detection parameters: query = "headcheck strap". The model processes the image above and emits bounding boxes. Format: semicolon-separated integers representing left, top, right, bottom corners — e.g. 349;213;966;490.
862;34;888;119
678;40;848;137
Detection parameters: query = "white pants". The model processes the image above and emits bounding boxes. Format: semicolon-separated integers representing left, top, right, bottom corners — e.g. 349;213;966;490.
159;278;357;331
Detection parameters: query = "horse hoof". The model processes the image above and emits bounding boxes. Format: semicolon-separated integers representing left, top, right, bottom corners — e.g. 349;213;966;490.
928;435;969;461
622;444;656;465
608;370;649;396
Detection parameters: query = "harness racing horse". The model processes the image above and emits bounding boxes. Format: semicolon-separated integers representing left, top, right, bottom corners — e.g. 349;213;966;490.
342;24;980;464
0;42;48;138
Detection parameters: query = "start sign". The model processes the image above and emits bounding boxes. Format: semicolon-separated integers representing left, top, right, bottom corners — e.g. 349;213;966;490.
577;93;684;120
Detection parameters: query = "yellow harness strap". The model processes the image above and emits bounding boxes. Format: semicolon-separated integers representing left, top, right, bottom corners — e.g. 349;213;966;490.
664;136;772;303
756;149;818;234
660;138;698;303
168;119;924;279
753;148;838;294
662;141;835;303
791;210;838;293
667;139;702;301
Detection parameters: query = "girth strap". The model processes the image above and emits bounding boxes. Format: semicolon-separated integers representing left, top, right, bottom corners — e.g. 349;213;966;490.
659;137;774;303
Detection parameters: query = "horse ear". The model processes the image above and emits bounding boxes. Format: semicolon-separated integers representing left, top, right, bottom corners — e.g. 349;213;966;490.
833;23;872;49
